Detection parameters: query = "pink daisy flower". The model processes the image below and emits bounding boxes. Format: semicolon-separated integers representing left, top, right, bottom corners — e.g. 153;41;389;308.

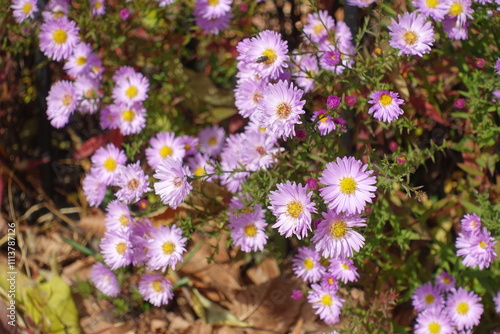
194;0;232;19
90;0;105;16
194;9;232;35
320;273;339;293
219;133;250;193
307;283;344;325
114;162;151;204
146;225;187;271
104;200;132;234
90;144;127;185
413;0;449;21
456;228;497;270
11;0;38;23
311;210;366;259
319;156;377;215
43;0;70;20
186;153;216;182
257;80;306;140
320;49;342;72
74;75;101;114
414;309;454;334
108;102;147;135
388;12;435;57
446;288;483;330
495;58;500;75
460;213;481;235
435;271;455;292
445;0;473;26
442;15;469;40
234;77;266;118
64;42;93;78
146;132;186;170
138;273;174;307
178;135;199;156
303;10;336;44
130;218;154;266
329;258;359;283
153;158;193;209
82;169;107;207
229;207;268;252
90;262;120;297
39;17;80;61
198;125;226;157
292;54;319;93
46;80;78;128
268;181;317;239
100;230;133;270
245;30;290;80
412;282;445;312
112;68;149;107
312;110;336;136
240;130;282;171
292;246;325;283
368;90;405;122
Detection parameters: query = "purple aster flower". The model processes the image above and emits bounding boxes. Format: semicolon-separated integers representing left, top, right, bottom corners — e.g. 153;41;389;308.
329;258;359;283
312;110;336;136
11;0;38;23
178;135;199;156
114;162;151;204
194;9;232;35
320;49;342;72
187;152;216;182
130;218;154;266
345;95;356;106
460;213;481;235
442;15;470;40
435;271;455;292
494;290;500;314
234;77;266;118
307;283;344;325
90;0;105;16
368;90;405;122
414;309;454;334
39;17;80;61
319;156;377;215
346;0;376;7
146;225;187;271
154;157;193;209
82;169;107;207
413;0;449;21
388;12;435;57
303;10;336;44
88;55;104;79
219;133;250;193
454;98;466;108
456;227;497;270
194;0;231;19
104;199;132;233
241;129;282;171
90;144;127;185
119;8;129;20
495;58;500;75
445;0;473;26
138;273;174;307
446;288;483;330
109;102;147;135
320;273;339;293
46;80;77;128
146;132;186;170
291;289;303;300
229;206;268;252
243;30;290;80
74;75;101;114
99;105;118;130
292;246;325;283
327;95;341;109
311;210;366;259
100;230;133;270
292;53;319;93
257;80;306;140
198;125;226;157
64;42;93;78
306;178;318;190
43;0;70;20
112;68;149;107
412;282;445;312
268;181;317;239
90;262;120;297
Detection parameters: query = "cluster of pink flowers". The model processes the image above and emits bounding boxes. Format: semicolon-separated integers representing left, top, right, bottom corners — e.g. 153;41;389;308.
455;213;497;270
412;273;485;333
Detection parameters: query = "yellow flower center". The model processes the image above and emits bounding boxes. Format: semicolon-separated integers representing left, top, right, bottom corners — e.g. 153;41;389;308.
341;263;349;270
252;93;262;104
256;146;266;155
94;1;102;8
320;294;332;306
84;89;96;99
303;258;315;270
184;143;191;151
103;157;117;172
173;176;183;187
53;11;65;19
319;113;328;123
425;294;435;304
162;241;176;255
442;277;450;284
22;2;33;14
276;102;292;119
152;280;163;292
327;277;334;285
122;109;135;122
313;24;324;34
449;2;463;16
76;56;87;66
128;178;139;190
194;166;205;177
116;242;127;254
62;93;73;106
428;322;441;334
261;48;277;65
426;0;438;8
244;224;257;237
260;127;266;132
208;137;217;146
403;31;418;46
471;220;477;228
339;177;357;195
119;215;129;227
330;220;348;239
208;0;219;5
125;85;138;99
287;200;303;218
379;94;393;106
479;240;488;249
159;146;173;158
52;29;68;44
456;302;469;315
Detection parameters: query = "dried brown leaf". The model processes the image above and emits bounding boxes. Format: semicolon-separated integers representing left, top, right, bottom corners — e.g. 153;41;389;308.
78;208;106;237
